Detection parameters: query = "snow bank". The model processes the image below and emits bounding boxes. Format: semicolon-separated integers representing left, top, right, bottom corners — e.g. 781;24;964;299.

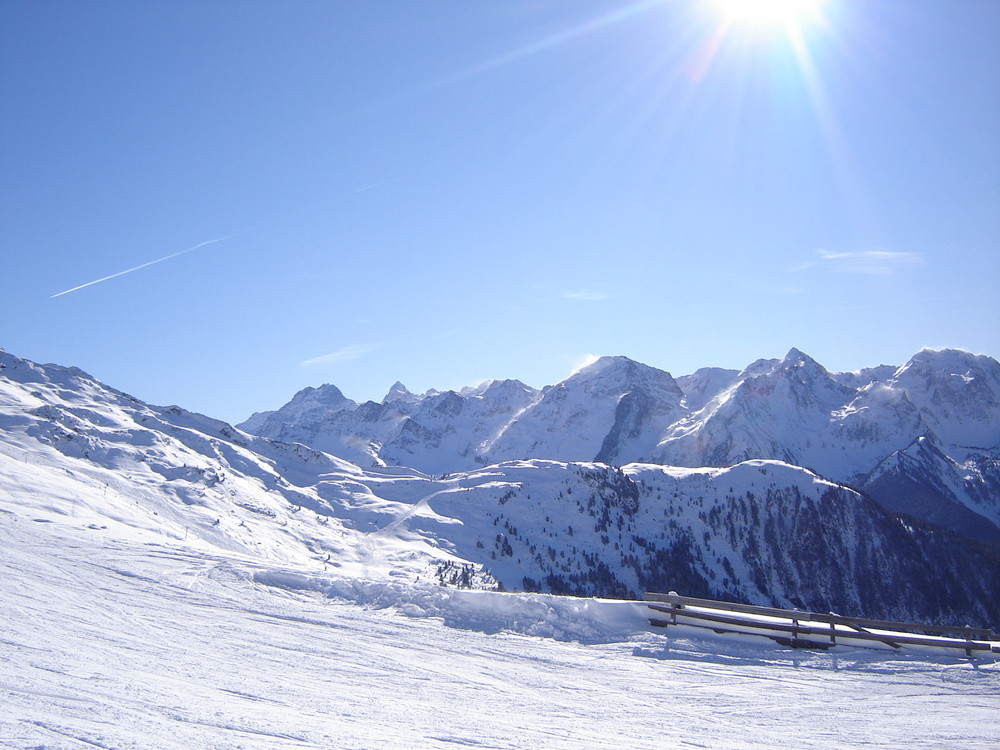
253;568;650;643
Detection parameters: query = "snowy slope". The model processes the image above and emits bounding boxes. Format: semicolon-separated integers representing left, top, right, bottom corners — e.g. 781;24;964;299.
5;514;1000;750
890;348;1000;453
4;347;1000;626
655;349;858;472
0;347;457;580
663;348;999;478
861;437;1000;541
483;356;686;466
651;348;939;480
418;458;1000;625
655;348;1000;537
675;366;740;411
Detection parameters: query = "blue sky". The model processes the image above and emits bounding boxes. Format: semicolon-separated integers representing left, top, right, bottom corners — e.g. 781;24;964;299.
3;0;998;423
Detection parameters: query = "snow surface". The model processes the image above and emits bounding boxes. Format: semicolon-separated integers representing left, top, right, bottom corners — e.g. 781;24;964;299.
3;512;1000;750
3;347;1000;747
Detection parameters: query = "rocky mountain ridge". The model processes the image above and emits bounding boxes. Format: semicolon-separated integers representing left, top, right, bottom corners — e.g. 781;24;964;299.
241;347;1000;541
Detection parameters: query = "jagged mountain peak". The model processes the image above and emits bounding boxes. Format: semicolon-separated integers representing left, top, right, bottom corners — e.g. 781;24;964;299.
860;432;1000;542
769;349;842;397
298;383;351;406
573;354;659;376
890;349;1000;451
903;346;992;369
655;349;898;481
383;381;417;404
574;354;639;374
465;378;539;401
483;356;686;466
865;434;952;471
256;382;352;415
892;348;1000;392
779;347;828;373
892;348;999;392
561;355;684;399
730;348;845;410
238;383;357;443
738;357;781;379
460;380;493;398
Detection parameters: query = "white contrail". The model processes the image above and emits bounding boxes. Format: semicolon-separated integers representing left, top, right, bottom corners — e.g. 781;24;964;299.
50;183;380;299
50;233;241;299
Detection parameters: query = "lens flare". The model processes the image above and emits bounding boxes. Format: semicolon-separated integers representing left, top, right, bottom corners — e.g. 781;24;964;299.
712;0;826;32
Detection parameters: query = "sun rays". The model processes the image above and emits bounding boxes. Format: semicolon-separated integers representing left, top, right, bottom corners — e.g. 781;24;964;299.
711;0;827;32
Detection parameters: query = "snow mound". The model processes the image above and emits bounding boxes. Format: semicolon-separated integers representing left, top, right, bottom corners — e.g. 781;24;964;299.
253;568;649;643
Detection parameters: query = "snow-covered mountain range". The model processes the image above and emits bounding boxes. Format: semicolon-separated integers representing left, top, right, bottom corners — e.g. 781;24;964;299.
3;346;999;627
242;347;1000;542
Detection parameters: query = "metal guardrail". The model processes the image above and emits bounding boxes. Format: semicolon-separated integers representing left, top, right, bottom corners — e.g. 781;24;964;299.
646;592;1000;657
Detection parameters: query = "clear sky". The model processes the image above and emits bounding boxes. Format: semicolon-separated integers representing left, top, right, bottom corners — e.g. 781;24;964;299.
3;0;998;424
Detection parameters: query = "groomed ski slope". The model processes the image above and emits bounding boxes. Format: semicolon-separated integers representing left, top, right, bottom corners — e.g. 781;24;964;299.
2;513;998;750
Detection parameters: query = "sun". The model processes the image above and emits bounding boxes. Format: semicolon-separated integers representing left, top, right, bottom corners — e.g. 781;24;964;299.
711;0;826;32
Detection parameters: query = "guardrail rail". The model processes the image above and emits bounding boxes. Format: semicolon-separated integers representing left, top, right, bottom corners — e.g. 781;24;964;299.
646;592;1000;657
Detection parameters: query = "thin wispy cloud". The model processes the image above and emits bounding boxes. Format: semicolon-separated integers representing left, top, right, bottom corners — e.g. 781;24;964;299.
51;234;241;298
561;291;611;302
300;344;383;368
790;250;924;276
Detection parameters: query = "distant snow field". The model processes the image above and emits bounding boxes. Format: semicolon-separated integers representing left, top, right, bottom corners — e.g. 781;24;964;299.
2;514;998;750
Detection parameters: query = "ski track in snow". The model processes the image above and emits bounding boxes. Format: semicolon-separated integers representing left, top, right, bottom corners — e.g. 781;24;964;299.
2;513;999;749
